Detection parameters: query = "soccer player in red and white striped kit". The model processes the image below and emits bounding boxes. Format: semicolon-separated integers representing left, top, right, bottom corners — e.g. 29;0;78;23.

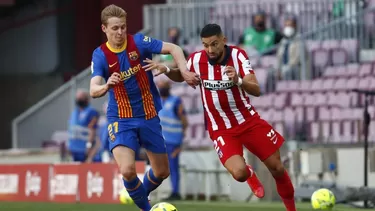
143;24;296;211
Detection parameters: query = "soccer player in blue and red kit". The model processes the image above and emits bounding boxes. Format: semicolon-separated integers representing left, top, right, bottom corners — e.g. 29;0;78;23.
89;4;200;211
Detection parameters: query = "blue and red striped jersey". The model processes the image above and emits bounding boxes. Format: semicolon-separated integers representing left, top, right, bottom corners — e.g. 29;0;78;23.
91;33;163;120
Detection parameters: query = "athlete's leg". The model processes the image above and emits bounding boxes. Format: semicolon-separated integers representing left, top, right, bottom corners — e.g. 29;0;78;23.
211;134;264;198
242;119;295;211
110;129;151;211
263;150;295;211
139;117;170;196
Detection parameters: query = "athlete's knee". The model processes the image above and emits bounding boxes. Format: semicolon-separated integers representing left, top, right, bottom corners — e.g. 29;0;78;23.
119;163;137;181
264;151;285;177
269;162;285;177
153;165;170;179
230;165;249;182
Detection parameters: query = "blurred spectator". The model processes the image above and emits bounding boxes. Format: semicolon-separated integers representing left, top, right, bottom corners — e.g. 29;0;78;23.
157;80;188;201
159;27;189;67
68;89;101;163
95;101;114;163
238;11;283;56
276;16;310;80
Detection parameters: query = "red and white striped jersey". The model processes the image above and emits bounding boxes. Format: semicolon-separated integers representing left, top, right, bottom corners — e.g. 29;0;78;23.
187;46;258;133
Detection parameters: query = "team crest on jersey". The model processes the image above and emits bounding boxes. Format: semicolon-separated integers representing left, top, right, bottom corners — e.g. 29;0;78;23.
128;51;138;61
203;79;235;90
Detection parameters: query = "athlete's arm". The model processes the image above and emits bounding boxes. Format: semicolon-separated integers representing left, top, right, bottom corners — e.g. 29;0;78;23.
241;73;261;97
90;49;120;98
141;34;200;87
160;42;187;74
237;49;261;96
90;76;109;98
142;58;185;82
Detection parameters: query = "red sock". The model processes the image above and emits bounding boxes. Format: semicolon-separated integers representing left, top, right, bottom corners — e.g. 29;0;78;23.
274;170;296;211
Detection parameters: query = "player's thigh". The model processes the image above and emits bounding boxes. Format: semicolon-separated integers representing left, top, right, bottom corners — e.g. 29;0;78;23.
139;117;169;178
139;117;167;154
110;130;139;180
211;133;243;166
242;119;284;162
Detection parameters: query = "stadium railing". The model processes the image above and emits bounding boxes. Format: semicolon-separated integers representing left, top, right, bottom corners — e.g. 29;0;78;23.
236;6;375;89
143;0;363;43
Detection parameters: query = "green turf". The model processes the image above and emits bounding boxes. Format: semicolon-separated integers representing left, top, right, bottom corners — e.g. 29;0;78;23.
0;201;364;211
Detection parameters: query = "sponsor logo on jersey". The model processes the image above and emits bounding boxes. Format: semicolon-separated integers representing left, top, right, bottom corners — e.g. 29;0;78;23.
202;80;235;90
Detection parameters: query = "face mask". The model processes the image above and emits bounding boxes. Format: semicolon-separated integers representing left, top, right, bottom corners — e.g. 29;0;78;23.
255;22;265;31
283;26;295;37
76;100;88;108
159;88;170;97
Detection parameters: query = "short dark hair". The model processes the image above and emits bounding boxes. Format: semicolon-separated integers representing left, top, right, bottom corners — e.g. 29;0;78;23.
200;24;223;38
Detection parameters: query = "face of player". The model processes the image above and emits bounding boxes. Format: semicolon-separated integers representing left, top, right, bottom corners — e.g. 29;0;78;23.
201;35;226;62
102;17;127;47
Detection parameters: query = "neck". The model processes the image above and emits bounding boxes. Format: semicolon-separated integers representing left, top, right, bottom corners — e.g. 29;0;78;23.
216;48;226;64
108;40;126;50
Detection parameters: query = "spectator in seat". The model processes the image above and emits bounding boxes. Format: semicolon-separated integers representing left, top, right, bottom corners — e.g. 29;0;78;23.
157;80;188;200
159;27;189;67
239;11;282;56
276;16;309;80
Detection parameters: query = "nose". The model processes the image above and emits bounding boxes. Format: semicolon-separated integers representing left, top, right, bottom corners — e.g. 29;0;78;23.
208;46;214;53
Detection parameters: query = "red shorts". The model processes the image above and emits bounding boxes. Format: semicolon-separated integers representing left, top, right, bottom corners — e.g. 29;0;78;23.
209;116;284;164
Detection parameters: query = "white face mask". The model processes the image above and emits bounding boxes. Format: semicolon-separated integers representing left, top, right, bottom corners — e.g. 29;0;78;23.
283;26;295;37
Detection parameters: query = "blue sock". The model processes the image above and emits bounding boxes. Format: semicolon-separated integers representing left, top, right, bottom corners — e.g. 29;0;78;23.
143;168;163;195
123;177;151;211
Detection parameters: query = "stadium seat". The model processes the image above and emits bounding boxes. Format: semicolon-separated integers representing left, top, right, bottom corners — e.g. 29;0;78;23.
331;48;348;66
340;39;359;62
346;63;360;77
333;78;347;91
322;78;334;91
359;63;373;77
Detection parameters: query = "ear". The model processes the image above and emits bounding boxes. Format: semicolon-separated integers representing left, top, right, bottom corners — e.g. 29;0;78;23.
101;24;106;33
223;36;227;44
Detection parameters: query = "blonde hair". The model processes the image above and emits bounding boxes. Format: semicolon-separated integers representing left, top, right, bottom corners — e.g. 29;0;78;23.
101;4;127;25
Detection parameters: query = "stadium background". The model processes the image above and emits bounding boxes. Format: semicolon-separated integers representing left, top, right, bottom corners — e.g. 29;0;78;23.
0;0;375;210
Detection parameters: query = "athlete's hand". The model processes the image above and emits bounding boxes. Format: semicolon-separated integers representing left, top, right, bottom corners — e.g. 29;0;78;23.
106;72;121;88
181;70;201;89
224;66;239;84
142;58;167;76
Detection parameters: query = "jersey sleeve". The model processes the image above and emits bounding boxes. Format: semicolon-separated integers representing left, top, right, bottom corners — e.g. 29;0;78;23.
186;53;195;73
91;48;106;78
237;49;255;78
136;33;163;54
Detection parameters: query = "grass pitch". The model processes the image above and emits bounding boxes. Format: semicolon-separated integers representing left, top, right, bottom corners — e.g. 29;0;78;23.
0;201;365;211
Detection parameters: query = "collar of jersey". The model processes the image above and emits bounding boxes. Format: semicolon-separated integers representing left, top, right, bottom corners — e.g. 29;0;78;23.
208;45;231;66
106;40;127;53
